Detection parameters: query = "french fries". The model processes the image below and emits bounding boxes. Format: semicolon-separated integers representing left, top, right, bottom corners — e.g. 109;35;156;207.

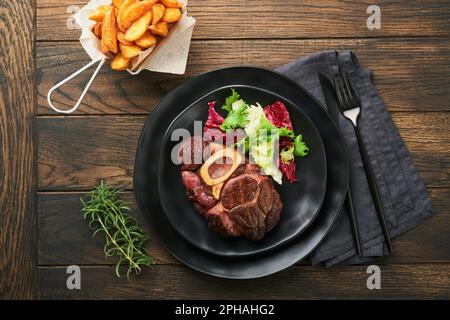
161;0;181;8
118;0;157;31
89;0;183;70
161;8;181;23
117;31;133;45
117;0;138;32
125;11;152;41
101;39;110;54
92;22;102;38
89;5;109;22
135;31;157;48
119;43;142;58
151;3;165;25
101;6;118;54
111;53;131;70
149;22;168;37
112;0;123;8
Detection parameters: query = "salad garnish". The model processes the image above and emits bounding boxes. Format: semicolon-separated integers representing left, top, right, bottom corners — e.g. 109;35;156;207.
204;89;309;183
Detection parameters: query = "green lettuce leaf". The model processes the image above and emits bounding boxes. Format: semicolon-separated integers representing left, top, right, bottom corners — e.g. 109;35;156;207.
274;126;295;139
294;134;309;157
222;88;241;112
220;104;249;130
249;135;283;184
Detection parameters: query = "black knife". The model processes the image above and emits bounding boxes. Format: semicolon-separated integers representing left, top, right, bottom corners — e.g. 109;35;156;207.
319;72;363;257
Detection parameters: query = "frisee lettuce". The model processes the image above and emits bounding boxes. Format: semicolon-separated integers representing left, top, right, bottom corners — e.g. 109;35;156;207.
280;144;295;163
220;104;248;130
294;134;309;157
222;88;241;112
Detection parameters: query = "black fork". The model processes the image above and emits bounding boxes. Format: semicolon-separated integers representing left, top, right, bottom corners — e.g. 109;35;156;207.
333;70;393;254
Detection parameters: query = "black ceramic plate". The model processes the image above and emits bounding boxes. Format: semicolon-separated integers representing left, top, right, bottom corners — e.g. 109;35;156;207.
158;86;327;257
134;67;349;279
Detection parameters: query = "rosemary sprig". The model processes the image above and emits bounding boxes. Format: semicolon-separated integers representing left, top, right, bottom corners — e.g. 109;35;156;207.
80;181;154;279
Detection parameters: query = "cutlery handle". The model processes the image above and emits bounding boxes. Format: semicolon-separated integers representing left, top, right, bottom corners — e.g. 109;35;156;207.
354;125;393;253
345;188;363;256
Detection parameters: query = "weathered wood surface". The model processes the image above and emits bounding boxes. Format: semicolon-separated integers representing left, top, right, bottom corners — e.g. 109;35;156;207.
37;188;449;266
37;39;450;114
0;0;446;299
37;0;450;41
0;0;36;299
39;264;450;299
37;113;449;190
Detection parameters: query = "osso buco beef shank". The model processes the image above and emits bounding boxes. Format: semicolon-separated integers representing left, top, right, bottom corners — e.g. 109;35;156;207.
178;137;282;241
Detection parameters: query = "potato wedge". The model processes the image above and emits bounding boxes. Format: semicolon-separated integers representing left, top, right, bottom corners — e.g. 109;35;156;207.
161;8;181;23
112;0;123;9
119;43;142;59
149;22;169;37
100;39;109;54
117;0;138;32
92;22;102;39
134;31;157;48
89;5;108;22
101;6;118;54
117;31;133;45
151;3;165;25
118;0;157;31
125;11;152;41
111;53;131;70
161;0;181;8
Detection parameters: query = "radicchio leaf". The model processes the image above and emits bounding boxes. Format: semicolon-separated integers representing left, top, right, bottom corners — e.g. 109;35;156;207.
263;101;293;131
204;101;225;142
264;102;297;182
204;101;224;131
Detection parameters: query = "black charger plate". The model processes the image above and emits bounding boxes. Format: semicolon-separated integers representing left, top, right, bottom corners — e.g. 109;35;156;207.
134;67;349;279
158;86;327;257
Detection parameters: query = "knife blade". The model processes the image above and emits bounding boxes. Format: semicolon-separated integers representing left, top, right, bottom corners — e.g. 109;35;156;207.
318;72;363;257
318;72;340;128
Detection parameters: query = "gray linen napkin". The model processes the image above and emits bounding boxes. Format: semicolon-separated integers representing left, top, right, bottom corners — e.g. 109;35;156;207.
276;51;434;266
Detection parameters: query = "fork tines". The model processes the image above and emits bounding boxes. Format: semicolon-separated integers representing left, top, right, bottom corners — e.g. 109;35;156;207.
333;71;360;112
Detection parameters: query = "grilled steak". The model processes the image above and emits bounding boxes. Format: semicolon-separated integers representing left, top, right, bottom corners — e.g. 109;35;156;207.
179;137;282;240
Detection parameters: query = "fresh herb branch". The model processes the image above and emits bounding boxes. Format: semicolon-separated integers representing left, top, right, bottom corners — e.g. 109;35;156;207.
80;181;154;279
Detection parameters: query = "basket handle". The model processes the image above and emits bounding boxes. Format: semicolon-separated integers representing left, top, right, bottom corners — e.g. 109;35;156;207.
47;58;107;114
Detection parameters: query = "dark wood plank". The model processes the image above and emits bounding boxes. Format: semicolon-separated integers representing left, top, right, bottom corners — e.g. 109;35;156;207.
39;264;450;299
38;192;176;265
37;39;450;114
37;188;449;266
36;0;450;41
0;0;36;299
38;116;142;190
37;113;449;190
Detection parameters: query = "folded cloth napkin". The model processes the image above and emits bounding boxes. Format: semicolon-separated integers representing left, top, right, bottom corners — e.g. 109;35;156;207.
276;51;435;266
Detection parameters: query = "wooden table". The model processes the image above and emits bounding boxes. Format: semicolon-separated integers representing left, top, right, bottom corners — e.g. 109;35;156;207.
1;0;449;299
